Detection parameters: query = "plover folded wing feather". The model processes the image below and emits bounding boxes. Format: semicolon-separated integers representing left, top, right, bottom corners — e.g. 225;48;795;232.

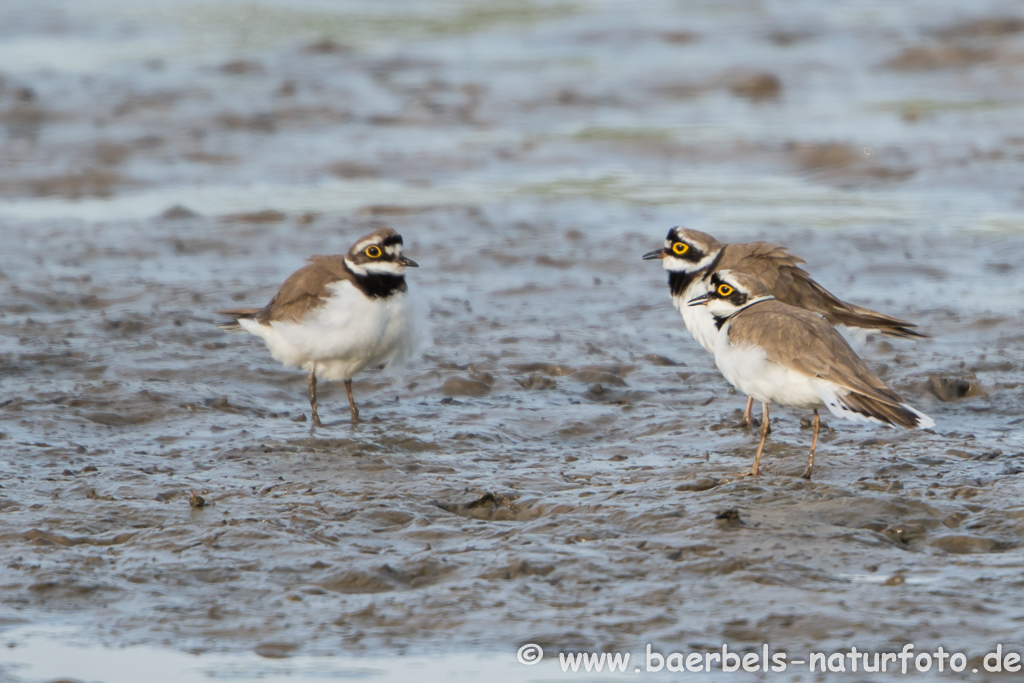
720;241;923;339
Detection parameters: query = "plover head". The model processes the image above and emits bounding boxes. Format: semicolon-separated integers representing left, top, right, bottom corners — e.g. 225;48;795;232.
687;269;773;317
642;226;724;273
345;227;419;277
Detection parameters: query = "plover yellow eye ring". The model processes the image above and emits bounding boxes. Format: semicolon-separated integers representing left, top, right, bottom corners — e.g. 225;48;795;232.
672;242;689;255
717;284;733;297
365;245;382;258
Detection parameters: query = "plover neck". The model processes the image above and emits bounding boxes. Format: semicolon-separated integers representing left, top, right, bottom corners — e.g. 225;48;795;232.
348;266;408;299
344;253;407;299
713;296;775;330
668;270;699;298
668;248;723;298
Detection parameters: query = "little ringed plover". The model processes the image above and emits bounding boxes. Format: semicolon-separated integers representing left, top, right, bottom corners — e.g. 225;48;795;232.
219;227;423;425
687;269;933;479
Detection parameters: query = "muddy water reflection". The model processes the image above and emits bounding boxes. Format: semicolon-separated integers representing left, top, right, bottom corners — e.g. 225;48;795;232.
1;0;1023;672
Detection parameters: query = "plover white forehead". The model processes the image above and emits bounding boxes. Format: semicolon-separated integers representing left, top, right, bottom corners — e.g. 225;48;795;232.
687;269;934;478
643;226;925;427
219;227;423;425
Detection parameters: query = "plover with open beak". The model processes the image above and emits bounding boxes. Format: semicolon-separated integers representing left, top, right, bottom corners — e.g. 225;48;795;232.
643;226;924;428
219;227;424;426
687;270;933;478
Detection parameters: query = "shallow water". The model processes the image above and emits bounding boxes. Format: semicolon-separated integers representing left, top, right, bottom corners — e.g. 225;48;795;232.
1;0;1024;680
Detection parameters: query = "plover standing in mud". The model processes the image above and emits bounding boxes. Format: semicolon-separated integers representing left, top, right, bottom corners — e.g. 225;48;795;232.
687;270;934;478
219;227;424;425
643;226;924;427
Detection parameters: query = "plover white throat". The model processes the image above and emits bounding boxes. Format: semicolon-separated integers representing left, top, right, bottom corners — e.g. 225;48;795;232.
643;226;924;427
687;270;934;478
219;227;423;425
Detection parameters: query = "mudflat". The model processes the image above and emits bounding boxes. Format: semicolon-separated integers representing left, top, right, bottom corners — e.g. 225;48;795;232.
0;0;1022;668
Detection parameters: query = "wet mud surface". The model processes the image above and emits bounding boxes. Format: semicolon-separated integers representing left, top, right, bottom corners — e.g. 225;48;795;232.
1;0;1024;669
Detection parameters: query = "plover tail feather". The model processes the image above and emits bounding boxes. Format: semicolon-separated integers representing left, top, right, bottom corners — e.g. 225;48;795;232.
217;308;261;332
904;403;935;430
820;385;934;429
829;303;927;339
